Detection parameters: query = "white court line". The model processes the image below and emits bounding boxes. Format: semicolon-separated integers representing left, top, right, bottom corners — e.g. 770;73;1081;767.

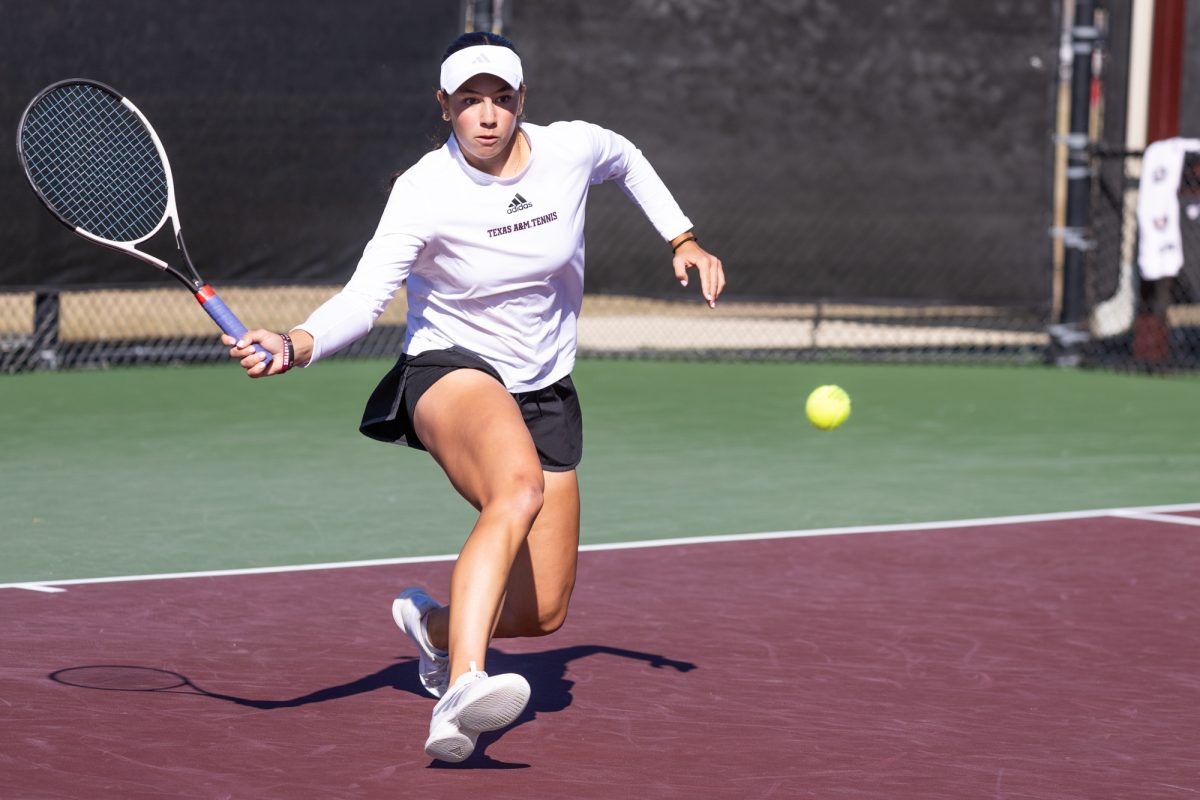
4;501;1199;593
1109;510;1200;528
1;552;459;593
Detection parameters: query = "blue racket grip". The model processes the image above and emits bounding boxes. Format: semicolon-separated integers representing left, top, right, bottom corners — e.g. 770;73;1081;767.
195;285;273;365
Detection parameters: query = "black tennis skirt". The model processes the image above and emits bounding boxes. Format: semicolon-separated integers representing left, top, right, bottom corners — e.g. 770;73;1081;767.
359;346;582;472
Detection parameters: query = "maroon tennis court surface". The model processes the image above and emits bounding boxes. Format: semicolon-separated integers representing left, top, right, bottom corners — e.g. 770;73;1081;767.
2;505;1199;799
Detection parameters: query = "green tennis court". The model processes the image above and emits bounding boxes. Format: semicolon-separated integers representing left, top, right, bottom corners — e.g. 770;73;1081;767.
4;358;1197;584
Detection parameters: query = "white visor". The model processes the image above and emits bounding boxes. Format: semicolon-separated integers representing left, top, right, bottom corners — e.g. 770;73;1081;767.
440;45;524;95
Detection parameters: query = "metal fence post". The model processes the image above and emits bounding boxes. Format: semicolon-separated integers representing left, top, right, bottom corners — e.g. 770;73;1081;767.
32;289;61;370
1050;0;1099;366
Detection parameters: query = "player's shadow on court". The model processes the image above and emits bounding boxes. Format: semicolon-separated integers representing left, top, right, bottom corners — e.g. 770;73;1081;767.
429;645;697;769
49;645;695;769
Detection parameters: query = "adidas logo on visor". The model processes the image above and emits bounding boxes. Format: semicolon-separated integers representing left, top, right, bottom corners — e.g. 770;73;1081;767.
507;193;532;214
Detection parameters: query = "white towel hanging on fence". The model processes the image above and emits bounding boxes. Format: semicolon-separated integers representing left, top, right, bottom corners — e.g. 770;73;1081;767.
1137;137;1200;280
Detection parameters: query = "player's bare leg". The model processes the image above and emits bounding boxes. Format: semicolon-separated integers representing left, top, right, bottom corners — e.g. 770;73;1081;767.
424;469;580;647
495;469;580;637
412;369;545;684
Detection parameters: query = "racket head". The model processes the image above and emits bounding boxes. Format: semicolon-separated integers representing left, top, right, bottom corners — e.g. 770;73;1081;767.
17;79;175;246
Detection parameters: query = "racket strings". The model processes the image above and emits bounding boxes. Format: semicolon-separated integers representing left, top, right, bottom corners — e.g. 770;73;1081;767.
20;83;169;243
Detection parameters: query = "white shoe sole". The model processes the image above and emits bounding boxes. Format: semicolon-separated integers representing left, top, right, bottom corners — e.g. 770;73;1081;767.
424;722;477;763
424;675;531;763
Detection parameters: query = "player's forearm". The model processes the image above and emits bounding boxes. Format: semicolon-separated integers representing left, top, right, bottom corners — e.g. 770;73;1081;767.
587;122;691;241
292;289;379;365
612;148;692;242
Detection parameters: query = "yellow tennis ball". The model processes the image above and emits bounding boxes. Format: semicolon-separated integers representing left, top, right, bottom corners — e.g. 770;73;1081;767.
806;385;851;430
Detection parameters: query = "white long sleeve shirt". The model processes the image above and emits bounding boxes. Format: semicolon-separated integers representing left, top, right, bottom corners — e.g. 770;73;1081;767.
297;120;692;391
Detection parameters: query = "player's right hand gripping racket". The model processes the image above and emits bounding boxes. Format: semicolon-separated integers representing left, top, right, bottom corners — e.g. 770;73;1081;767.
16;79;270;364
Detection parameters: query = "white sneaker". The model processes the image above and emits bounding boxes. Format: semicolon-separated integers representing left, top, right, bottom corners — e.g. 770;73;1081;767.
424;667;531;763
392;588;450;698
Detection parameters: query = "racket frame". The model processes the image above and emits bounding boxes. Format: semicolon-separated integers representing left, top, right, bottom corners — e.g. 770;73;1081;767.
16;79;270;362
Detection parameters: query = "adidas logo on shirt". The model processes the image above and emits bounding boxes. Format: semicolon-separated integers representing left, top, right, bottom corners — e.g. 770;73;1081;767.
507;193;533;214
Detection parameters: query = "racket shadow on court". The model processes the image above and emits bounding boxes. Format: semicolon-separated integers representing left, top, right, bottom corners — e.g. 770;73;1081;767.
49;659;435;710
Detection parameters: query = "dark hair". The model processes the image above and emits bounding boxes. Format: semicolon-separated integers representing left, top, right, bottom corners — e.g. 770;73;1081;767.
442;31;518;62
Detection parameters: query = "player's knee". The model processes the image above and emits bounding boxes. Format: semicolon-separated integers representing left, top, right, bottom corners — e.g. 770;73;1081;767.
491;476;544;525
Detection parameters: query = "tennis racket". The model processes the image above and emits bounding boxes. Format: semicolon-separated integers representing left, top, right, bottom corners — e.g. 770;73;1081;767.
16;79;270;363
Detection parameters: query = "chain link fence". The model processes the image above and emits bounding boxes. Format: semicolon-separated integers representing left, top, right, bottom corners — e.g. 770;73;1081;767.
1;286;1054;373
1;0;1061;374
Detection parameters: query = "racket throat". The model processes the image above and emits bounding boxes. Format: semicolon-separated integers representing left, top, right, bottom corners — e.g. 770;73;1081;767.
175;230;204;290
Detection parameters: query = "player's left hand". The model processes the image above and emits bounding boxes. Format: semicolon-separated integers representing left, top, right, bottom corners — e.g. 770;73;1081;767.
673;241;725;308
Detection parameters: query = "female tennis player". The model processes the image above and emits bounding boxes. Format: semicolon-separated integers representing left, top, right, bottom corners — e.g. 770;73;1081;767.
225;31;724;763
